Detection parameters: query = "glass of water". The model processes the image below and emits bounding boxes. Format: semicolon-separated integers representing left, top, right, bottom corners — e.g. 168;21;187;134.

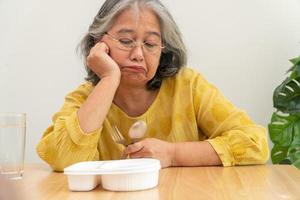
0;113;26;180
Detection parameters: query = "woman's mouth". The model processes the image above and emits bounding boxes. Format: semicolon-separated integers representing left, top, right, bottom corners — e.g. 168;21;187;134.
121;66;146;73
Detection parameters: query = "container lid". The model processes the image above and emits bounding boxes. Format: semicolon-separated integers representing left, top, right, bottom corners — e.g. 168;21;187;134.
64;158;161;175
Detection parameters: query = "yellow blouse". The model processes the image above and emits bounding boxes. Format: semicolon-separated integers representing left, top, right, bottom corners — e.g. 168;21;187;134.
36;67;269;171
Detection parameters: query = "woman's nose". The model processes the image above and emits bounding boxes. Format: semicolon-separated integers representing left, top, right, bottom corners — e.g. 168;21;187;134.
129;44;144;62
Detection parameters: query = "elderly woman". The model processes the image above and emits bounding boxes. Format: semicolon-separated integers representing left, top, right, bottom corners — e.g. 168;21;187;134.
37;0;269;171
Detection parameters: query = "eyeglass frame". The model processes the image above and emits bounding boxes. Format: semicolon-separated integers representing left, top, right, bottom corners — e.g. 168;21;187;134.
104;32;165;54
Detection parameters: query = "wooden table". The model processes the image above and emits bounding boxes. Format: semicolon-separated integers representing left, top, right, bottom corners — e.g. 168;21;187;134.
8;164;300;200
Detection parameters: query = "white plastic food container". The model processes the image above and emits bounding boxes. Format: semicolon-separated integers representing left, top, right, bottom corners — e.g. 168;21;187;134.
64;158;161;192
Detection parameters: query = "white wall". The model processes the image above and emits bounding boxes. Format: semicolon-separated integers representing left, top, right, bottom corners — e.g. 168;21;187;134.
0;0;299;163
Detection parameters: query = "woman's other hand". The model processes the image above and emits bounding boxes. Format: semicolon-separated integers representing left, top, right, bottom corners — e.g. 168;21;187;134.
86;41;120;79
123;138;175;168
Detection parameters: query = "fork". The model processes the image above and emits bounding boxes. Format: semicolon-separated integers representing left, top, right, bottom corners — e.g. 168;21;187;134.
111;126;127;146
111;126;129;159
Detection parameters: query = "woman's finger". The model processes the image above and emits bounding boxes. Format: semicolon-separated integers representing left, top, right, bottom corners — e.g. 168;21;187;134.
129;151;148;159
93;41;110;54
124;142;144;154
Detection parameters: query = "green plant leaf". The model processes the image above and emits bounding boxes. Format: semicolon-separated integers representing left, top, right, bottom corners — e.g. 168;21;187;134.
288;122;300;169
271;144;290;164
288;64;300;78
290;56;300;65
289;150;300;169
268;112;300;146
268;111;300;168
273;76;300;114
270;55;300;169
288;56;300;77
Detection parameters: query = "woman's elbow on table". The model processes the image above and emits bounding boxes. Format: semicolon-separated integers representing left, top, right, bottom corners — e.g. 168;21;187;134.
251;135;270;165
236;130;270;165
209;127;270;166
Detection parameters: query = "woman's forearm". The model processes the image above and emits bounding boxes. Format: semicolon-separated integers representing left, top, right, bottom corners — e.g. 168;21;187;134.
172;141;222;167
77;74;120;133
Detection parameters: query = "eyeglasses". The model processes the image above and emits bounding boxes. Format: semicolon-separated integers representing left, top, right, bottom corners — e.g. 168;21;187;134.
105;32;164;54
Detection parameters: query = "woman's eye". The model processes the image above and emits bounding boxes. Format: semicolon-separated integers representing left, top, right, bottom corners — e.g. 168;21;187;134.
144;42;158;48
119;38;133;45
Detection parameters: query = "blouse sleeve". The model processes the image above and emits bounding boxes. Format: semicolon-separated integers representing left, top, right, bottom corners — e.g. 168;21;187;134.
193;74;269;166
36;83;101;171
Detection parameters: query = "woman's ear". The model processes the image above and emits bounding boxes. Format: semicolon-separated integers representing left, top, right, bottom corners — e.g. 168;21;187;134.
162;46;167;54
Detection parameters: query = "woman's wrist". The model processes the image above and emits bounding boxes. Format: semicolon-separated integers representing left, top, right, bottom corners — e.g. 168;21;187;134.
170;143;178;167
100;70;121;86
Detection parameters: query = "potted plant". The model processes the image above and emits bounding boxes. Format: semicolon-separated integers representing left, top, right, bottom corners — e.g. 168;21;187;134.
268;55;300;169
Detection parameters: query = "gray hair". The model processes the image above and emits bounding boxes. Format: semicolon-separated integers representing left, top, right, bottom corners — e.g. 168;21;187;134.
78;0;187;90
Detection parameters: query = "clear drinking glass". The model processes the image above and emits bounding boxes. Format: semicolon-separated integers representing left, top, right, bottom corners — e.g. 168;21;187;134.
0;113;26;180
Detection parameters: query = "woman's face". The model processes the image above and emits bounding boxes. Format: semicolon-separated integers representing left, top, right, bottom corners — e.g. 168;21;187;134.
102;8;163;87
